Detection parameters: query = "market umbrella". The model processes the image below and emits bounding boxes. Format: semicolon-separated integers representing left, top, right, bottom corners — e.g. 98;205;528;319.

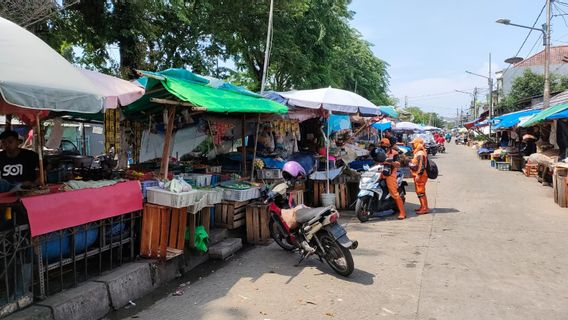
279;87;380;115
458;128;468;133
394;122;422;131
78;69;144;109
280;87;380;194
0;16;106;186
0;17;104;116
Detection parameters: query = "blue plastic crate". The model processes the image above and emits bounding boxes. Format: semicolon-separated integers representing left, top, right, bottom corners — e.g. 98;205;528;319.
140;180;159;198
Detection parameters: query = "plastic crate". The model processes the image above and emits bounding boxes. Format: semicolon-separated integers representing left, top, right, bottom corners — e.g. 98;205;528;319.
146;187;201;208
182;174;212;187
223;187;261;201
206;166;222;173
140;180;160;198
495;162;510;171
257;169;282;180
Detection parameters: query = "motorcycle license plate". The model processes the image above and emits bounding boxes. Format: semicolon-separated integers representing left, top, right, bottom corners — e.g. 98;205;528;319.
328;223;347;240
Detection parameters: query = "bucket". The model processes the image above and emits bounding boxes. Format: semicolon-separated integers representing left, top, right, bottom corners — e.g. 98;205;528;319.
321;193;336;207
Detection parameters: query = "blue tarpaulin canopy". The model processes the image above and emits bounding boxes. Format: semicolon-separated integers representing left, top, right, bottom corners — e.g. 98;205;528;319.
546;108;568;120
371;120;392;132
492;109;541;130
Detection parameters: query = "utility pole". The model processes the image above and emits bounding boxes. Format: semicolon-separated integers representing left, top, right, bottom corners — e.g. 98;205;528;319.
544;0;551;108
473;87;478;118
488;53;493;136
404;96;408;108
456;108;459;126
260;0;274;94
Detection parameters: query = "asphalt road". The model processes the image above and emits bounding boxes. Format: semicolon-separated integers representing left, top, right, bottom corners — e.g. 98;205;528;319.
119;143;568;320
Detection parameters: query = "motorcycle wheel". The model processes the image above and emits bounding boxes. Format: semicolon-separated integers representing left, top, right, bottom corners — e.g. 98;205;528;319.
269;219;296;251
355;196;372;222
318;232;354;277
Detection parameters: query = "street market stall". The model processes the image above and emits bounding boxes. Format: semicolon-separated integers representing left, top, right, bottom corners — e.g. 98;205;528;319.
0;16;150;311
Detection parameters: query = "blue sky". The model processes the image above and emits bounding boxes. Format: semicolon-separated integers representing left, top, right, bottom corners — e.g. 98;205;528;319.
349;0;565;117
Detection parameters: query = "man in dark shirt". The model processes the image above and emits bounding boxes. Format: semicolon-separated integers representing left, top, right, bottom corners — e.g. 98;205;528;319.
0;130;40;192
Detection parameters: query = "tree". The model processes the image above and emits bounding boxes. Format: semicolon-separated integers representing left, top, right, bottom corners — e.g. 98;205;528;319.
498;69;568;114
2;0;391;104
403;107;445;128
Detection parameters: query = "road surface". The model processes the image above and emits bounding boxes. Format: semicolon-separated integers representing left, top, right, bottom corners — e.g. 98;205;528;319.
117;143;568;320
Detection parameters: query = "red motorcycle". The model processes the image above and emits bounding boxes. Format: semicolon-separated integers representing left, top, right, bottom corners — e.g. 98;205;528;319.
264;182;358;276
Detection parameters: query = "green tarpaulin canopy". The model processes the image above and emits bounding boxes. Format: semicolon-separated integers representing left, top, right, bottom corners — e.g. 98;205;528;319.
521;103;568;127
123;69;287;119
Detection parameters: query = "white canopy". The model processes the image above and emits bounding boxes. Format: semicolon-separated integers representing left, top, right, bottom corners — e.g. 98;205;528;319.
394;122;422;131
79;69;144;109
0;17;104;114
279;87;381;115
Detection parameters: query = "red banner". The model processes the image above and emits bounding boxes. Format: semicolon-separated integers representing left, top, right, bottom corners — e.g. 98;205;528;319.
23;181;143;237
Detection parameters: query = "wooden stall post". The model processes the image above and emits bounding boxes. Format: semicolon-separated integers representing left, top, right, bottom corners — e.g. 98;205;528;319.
35;114;45;186
241;114;247;178
251;114;260;181
160;106;176;179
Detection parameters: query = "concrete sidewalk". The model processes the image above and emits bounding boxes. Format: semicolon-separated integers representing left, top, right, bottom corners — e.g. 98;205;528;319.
117;143;568;320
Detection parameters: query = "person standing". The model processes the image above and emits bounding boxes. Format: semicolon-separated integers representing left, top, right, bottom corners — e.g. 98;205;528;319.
409;137;430;214
379;138;406;220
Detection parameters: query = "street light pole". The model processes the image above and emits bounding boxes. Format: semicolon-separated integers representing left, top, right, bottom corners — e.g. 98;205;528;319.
496;0;551;108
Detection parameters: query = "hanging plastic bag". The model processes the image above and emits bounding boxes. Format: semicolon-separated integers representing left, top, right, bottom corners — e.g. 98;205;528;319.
194;226;209;252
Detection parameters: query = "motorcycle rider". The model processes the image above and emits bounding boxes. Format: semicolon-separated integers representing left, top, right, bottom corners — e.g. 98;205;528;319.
409;137;430;214
379;138;407;220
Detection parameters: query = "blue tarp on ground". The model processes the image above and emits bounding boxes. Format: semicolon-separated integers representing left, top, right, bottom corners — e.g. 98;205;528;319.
492;109;541;130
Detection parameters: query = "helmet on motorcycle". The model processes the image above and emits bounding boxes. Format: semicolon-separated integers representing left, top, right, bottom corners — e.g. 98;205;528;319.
282;161;306;180
371;147;387;163
380;138;391;147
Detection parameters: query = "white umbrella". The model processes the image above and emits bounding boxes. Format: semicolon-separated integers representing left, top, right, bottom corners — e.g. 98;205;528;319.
0;17;103;114
280;87;380;196
279;87;380;115
78;69;144;109
394;122;422;131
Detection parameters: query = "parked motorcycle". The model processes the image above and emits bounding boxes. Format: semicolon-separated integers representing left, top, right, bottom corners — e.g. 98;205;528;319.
355;163;408;222
264;182;358;277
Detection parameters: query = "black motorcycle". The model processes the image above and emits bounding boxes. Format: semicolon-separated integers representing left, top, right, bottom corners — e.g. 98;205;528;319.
264;182;358;277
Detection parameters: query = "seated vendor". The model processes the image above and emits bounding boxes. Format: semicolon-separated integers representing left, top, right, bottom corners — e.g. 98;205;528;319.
0;130;40;192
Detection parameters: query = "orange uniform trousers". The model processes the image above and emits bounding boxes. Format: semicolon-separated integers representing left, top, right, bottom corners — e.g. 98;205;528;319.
385;168;401;200
413;171;428;197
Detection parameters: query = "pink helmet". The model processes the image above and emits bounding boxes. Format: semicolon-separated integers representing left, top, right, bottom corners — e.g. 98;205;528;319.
282;161;306;180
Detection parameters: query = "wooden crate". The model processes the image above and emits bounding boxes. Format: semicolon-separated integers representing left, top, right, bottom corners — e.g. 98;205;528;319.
289;190;304;206
523;163;538;177
187;207;211;249
312;181;349;209
245;203;271;245
214;200;249;229
140;203;187;260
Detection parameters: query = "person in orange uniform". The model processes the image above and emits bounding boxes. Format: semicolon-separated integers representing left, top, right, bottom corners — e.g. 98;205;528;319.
409;137;430;214
379;138;406;220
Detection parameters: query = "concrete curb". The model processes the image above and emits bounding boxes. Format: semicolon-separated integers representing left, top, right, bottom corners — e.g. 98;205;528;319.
93;262;154;310
37;282;110;320
5;252;211;320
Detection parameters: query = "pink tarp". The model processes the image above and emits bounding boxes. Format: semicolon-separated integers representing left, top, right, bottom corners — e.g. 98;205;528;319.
79;69;145;109
22;181;143;237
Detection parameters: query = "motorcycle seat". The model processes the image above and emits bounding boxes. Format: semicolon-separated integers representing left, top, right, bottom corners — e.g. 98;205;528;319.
295;207;331;223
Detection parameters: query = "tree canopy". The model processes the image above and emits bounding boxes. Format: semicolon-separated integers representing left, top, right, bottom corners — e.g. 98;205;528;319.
498;69;568;114
0;0;391;104
402;107;446;128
